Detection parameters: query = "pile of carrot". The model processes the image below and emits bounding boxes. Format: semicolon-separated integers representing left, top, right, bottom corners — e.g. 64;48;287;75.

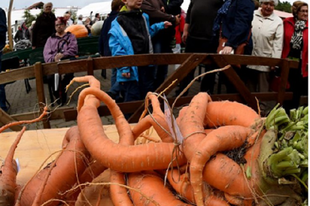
0;75;307;206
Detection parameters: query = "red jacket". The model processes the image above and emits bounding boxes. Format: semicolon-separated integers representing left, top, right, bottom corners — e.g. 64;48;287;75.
281;17;308;77
175;11;186;44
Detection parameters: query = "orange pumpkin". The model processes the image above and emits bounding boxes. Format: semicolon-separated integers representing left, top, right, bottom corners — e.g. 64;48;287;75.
65;25;88;38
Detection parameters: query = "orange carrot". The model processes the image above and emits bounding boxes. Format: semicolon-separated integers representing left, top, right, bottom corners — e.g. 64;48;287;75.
19;126;90;206
67;75;101;90
0;106;48;133
167;169;229;205
132;92;174;143
204;101;260;128
190;125;253;206
77;87;187;172
167;169;195;204
0;126;26;206
178;92;212;161
128;171;191;206
200;131;266;203
110;171;133;206
110;92;135;206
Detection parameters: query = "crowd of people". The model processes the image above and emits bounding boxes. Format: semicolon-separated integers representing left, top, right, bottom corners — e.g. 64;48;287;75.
0;0;308;116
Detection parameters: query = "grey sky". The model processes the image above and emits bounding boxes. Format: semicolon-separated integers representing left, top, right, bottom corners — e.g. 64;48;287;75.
0;0;108;9
0;0;297;10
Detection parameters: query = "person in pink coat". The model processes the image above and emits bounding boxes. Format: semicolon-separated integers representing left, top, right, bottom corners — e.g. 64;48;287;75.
282;1;308;111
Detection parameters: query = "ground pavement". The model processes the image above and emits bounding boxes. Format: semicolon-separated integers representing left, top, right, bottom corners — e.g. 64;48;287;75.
4;66;206;132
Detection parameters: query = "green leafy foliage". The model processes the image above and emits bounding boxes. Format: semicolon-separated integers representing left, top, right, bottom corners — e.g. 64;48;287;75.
275;0;292;13
265;104;308;189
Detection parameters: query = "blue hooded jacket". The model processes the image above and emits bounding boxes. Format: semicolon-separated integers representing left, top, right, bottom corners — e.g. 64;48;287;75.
108;10;165;83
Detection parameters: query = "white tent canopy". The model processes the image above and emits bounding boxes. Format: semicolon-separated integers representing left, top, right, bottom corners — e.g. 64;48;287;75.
5;7;74;25
181;0;190;13
77;2;112;18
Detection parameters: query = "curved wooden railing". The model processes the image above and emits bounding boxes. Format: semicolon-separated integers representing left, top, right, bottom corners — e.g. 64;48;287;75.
0;53;300;129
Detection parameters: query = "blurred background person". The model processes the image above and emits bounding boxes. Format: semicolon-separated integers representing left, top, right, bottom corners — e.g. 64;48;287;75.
99;0;124;102
247;0;283;92
31;2;56;49
214;0;255;93
76;15;84;25
282;1;308;111
141;0;181;90
172;9;186;70
64;11;74;26
0;7;8;112
175;0;223;96
92;13;101;24
43;17;78;105
84;17;92;36
14;22;30;43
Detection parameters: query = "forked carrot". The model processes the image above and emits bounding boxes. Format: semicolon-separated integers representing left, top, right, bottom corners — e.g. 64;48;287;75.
132;92;174;143
178;92;212;161
190;125;253;206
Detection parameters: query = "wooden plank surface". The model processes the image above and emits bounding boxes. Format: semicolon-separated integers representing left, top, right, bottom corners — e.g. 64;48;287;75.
0;125;122;186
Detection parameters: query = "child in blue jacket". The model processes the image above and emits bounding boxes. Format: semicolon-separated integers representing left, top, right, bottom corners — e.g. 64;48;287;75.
108;0;172;102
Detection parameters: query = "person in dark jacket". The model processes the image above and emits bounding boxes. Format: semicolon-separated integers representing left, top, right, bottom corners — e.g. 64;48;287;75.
14;22;30;43
99;0;124;102
0;7;8;112
213;0;255;93
31;2;56;49
175;0;223;96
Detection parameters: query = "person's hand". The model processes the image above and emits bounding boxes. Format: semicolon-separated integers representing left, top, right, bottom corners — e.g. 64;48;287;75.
174;15;180;26
55;53;64;62
182;30;188;45
122;72;131;78
220;46;233;54
32;46;36;50
164;21;172;28
270;66;276;70
160;6;165;12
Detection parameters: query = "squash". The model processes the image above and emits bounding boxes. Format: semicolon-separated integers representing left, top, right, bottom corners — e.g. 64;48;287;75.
91;21;104;36
65;25;88;38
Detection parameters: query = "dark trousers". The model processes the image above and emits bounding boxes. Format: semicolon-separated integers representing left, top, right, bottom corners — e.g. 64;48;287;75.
47;73;74;105
176;36;218;96
138;66;155;99
152;30;173;90
283;67;308;112
0;52;7;112
119;81;140;119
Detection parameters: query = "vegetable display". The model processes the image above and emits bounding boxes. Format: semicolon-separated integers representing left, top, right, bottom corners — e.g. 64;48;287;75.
0;75;307;206
65;25;88;38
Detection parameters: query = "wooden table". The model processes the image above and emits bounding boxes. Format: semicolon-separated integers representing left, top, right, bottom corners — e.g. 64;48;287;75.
0;125;123;185
0;124;161;205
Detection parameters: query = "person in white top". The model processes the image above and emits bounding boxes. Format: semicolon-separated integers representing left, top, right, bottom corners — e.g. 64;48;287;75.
64;11;74;26
247;0;283;92
76;15;83;25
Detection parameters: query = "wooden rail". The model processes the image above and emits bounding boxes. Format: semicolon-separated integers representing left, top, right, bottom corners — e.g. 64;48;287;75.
0;53;301;129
